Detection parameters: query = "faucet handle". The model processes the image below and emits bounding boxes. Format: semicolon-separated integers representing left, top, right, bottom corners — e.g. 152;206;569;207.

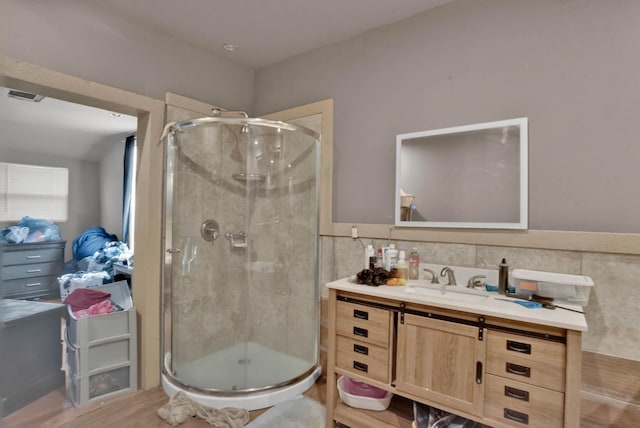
467;275;486;289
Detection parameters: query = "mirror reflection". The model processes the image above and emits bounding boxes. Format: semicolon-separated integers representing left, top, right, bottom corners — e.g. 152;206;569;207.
395;118;528;229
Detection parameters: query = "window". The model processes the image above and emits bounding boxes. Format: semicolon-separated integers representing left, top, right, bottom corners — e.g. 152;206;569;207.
0;162;69;222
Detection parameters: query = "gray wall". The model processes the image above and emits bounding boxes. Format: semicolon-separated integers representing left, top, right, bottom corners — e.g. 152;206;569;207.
253;0;640;233
0;0;255;112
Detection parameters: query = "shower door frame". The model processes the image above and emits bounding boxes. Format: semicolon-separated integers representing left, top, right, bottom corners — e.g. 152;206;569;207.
160;117;322;396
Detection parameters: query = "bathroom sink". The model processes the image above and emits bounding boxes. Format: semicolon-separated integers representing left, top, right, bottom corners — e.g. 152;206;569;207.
403;285;491;304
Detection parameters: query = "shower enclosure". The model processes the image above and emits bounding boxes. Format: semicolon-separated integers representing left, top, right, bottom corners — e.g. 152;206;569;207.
161;116;321;410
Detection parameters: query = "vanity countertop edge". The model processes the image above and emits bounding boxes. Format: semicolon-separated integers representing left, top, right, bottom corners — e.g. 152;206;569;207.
327;277;588;332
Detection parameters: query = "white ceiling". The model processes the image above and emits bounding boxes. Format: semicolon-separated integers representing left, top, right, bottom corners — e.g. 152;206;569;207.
2;0;452;162
0;87;137;162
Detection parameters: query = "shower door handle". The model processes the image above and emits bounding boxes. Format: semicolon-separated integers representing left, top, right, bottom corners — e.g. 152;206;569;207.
167;248;182;253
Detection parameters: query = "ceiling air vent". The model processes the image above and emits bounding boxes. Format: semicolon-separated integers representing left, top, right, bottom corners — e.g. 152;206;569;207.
7;89;45;102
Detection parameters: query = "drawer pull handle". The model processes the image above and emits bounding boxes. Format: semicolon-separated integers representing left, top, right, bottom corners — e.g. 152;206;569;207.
26;282;42;287
353;344;369;355
505;385;530;401
506;362;531;378
26;255;42;259
507;340;532;354
353;309;369;320
353;327;368;338
504;408;529;425
353;361;368;373
26;269;42;273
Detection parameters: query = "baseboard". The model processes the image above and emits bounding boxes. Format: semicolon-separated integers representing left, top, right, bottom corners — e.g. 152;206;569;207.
581;350;640;405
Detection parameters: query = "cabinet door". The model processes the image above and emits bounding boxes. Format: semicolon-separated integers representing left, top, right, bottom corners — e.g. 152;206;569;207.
396;313;486;416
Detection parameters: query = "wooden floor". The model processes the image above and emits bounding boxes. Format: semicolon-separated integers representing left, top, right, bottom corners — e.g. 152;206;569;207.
1;377;327;428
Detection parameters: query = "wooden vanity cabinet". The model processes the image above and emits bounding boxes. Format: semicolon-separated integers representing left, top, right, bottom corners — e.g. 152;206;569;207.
326;288;582;428
483;330;567;428
396;313;485;416
335;299;393;384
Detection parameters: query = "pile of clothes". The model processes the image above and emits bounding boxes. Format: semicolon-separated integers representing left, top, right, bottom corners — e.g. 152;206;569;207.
0;216;62;243
64;287;124;318
65;227;133;278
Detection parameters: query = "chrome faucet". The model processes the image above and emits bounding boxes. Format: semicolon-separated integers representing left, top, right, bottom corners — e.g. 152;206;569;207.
440;267;457;286
466;275;486;289
423;268;439;284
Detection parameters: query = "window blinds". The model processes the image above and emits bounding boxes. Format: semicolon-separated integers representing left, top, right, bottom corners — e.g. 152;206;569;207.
0;162;69;222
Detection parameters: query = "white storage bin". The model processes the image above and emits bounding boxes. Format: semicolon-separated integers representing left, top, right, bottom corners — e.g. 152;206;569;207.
67;363;135;406
66;335;134;378
337;376;392;411
512;269;594;306
59;271;110;300
66;281;134;348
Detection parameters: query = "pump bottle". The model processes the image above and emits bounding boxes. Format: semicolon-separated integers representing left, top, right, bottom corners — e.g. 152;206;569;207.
364;244;375;270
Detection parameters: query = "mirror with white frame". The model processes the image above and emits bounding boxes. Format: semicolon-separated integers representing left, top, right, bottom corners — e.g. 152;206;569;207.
395;117;528;229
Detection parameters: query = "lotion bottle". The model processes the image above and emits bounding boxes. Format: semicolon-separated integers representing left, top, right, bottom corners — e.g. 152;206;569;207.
387;244;399;271
364;244;375;270
396;251;409;279
408;247;420;280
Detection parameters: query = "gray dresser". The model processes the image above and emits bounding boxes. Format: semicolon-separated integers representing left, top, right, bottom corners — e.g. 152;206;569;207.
0;299;65;417
0;241;66;300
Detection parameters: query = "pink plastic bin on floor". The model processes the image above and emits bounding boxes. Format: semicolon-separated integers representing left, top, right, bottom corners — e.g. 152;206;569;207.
341;376;387;398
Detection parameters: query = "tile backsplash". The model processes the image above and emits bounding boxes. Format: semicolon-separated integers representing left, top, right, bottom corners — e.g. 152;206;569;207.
320;236;640;362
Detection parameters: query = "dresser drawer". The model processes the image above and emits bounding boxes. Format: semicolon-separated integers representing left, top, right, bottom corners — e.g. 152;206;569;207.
2;248;63;266
2;276;53;297
2;262;61;281
336;300;390;348
484;374;564;428
487;330;566;391
336;335;389;383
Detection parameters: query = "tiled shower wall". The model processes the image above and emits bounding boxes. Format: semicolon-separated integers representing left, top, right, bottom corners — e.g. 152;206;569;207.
319;236;640;362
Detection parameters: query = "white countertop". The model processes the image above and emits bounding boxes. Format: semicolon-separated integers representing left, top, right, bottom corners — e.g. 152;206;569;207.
327;277;588;332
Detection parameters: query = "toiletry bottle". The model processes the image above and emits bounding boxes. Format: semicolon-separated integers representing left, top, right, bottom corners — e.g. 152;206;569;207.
408;247;420;280
375;247;383;268
498;258;509;294
387;244;399;271
365;244;375;270
396;251;409;279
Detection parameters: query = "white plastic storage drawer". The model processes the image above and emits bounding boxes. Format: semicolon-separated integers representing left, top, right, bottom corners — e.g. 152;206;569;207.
512;269;594;306
66;335;134;378
67;363;135;406
66;281;135;347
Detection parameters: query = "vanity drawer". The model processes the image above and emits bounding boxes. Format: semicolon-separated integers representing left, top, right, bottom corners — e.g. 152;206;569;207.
487;330;566;391
2;248;63;266
336;336;389;383
336;300;390;348
2;262;61;281
484;374;564;428
2;276;52;296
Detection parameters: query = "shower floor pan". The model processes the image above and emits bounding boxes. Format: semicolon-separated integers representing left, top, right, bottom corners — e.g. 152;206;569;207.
162;341;321;410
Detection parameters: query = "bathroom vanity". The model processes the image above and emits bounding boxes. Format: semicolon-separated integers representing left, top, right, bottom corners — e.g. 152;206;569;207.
325;277;587;428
